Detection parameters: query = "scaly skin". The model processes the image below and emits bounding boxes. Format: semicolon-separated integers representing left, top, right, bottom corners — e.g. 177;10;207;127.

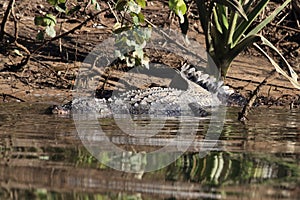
49;64;246;117
51;87;215;117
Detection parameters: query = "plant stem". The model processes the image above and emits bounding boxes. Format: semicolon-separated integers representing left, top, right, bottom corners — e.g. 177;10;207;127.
0;0;15;41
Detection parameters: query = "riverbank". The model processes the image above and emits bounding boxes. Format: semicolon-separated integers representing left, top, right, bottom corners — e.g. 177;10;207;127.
0;0;299;107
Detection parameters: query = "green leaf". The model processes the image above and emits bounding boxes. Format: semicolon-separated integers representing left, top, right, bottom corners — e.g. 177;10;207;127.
45;14;57;26
128;0;141;14
137;12;145;23
216;4;229;29
34;16;47;26
47;0;58;6
95;2;100;10
169;0;187;23
47;0;65;6
66;5;81;15
214;0;248;20
194;0;295;80
36;31;44;40
233;0;269;46
226;11;239;46
34;14;56;27
45;26;56;37
116;0;128;11
212;6;223;34
243;0;255;13
91;0;100;10
55;3;66;13
133;48;143;58
136;0;146;8
246;0;291;37
227;34;261;63
254;37;300;89
132;14;139;25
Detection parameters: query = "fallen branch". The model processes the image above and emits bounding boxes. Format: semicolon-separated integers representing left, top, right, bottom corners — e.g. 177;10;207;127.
276;24;300;33
1;93;25;102
9;2;31;72
0;0;15;40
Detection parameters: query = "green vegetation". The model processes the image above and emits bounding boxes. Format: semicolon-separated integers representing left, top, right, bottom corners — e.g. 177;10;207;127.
1;0;299;89
114;0;151;68
34;0;101;39
190;0;298;88
114;0;299;89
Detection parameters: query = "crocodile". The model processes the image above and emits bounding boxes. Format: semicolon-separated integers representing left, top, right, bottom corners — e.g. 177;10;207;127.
48;64;246;117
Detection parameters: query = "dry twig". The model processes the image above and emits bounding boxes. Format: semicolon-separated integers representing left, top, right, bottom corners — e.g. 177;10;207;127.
238;70;278;122
0;0;15;40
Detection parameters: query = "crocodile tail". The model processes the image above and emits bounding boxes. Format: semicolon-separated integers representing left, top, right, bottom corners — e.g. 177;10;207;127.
180;63;234;96
181;63;247;105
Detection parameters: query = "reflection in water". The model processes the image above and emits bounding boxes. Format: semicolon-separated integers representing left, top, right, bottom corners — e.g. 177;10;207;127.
0;103;299;199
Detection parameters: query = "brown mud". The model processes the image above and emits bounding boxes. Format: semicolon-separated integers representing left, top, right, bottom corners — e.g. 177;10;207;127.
0;0;299;108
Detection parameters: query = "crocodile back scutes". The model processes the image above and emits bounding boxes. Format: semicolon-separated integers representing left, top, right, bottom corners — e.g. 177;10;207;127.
67;86;218;117
180;63;234;96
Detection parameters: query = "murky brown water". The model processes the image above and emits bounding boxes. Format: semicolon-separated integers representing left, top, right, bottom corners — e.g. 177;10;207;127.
0;102;299;200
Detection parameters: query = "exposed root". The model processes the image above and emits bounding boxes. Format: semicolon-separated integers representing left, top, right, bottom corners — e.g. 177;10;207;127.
238;69;278;122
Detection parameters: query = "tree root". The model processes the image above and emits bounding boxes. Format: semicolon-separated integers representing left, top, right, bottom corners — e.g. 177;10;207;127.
0;0;15;40
238;69;278;122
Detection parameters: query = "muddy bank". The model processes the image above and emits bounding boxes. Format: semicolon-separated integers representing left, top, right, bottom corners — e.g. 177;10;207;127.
0;0;299;108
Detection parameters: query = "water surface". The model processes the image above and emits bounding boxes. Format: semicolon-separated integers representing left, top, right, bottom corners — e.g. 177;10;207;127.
0;102;299;199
